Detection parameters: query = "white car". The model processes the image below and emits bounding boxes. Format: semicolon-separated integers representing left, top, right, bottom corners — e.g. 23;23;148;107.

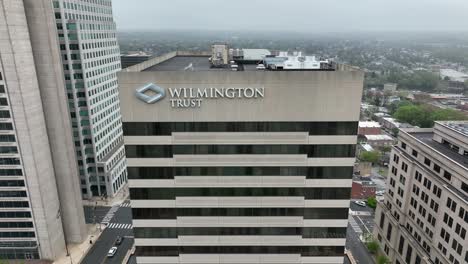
376;190;385;196
256;64;266;70
354;201;366;207
107;246;117;257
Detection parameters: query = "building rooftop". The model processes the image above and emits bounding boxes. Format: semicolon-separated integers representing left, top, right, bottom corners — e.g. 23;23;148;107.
359;121;381;128
123;46;359;73
410;131;468;170
364;134;393;141
438;121;468;137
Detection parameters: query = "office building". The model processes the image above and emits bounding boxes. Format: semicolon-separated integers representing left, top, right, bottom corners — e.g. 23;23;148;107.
373;121;468;264
53;0;127;198
119;45;364;264
0;0;87;260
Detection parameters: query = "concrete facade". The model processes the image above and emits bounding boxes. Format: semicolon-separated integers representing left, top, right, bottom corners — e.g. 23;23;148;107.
119;52;363;264
0;0;86;260
373;122;468;264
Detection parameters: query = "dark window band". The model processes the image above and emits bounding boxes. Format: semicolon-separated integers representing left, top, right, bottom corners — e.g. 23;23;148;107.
123;122;357;136
131;207;349;219
134;227;347;238
126;144;356;158
134;246;345;257
130;187;350;200
0;191;27;198
0;232;35;238
0;211;31;218
0;222;33;228
128;166;353;179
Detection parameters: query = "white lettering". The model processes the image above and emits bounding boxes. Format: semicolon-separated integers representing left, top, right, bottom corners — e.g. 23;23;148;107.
169;88;182;98
255;87;264;98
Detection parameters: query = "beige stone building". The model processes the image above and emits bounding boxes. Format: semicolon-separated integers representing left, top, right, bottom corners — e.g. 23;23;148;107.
374;121;468;264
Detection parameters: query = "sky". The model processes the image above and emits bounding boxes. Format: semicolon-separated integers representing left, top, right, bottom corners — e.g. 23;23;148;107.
112;0;468;32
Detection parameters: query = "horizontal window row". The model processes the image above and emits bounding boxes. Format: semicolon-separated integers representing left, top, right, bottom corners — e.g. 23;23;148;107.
0;248;39;260
130;188;351;200
0;180;24;187
0;191;27;198
0;123;13;130
128;166;353;180
0;232;35;238
123;122;358;136
0;169;22;176
0;134;15;142
0;158;21;165
0;201;29;208
0;110;11;119
134;227;347;238
0;221;33;228
0;240;37;248
126;144;355;158
0;147;18;154
0;211;31;218
135;246;345;257
131;208;349;219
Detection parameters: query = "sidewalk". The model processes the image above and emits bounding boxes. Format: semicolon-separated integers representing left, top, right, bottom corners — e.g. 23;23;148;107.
53;224;102;264
82;185;129;207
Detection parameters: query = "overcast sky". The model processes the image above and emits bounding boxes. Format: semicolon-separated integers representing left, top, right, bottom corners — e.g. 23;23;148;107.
112;0;468;32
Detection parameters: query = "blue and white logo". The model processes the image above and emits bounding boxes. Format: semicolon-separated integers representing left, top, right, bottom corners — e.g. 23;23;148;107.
135;83;166;104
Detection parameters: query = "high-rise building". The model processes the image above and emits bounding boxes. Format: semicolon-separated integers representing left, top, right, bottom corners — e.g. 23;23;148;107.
53;0;127;198
119;47;363;264
373;121;468;264
0;0;87;260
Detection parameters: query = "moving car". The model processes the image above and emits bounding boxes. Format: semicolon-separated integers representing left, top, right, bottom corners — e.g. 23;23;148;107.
115;236;123;246
354;200;366;207
107;247;117;257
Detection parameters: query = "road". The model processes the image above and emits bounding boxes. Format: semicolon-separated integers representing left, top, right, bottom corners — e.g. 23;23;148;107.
347;200;376;263
81;201;134;264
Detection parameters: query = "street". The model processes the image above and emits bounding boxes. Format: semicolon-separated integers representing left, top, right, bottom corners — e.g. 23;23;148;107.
346;200;376;263
81;201;134;264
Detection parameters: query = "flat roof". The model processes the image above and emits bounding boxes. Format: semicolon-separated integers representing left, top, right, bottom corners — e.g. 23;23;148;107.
410;131;468;170
122;51;359;73
359;121;381;128
364;134;393;141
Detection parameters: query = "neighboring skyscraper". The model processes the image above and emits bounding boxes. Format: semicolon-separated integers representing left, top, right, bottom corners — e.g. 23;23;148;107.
53;0;127;198
119;47;363;264
374;121;468;264
0;0;87;260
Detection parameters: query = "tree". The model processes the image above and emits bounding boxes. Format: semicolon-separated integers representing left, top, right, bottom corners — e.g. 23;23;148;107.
377;255;391;264
431;109;468;122
367;240;380;254
360;151;381;164
367;196;377;209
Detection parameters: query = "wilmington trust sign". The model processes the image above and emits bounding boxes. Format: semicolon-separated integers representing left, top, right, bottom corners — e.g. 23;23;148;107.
168;87;265;108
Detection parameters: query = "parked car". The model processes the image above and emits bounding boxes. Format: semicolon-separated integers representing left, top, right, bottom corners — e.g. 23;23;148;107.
376;190;385;196
107;247;117;257
354;200;366;207
115;236;123;246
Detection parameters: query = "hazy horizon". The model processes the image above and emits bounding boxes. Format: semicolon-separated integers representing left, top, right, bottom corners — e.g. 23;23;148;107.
112;0;468;33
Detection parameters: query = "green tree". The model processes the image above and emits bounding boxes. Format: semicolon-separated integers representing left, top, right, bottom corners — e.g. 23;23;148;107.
393;104;433;127
359;151;381;164
377;255;391;264
430;109;468;122
367;196;377;209
367;240;380;254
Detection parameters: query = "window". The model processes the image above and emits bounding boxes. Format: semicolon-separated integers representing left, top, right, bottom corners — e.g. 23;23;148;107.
0;98;8;106
401;162;408;172
380;212;385;229
398;235;405;254
412;150;418;157
386;223;392;240
443;213;453;227
401;142;406;150
0;85;5;93
415;171;422;182
424;158;431;166
405;245;413;264
393;154;400;164
446;197;457;212
433;163;441;173
462;182;468;194
432;185;441;198
423;178;432;190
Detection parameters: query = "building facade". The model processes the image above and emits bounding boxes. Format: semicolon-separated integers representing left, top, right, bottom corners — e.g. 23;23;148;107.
0;0;87;260
53;0;127;198
119;50;363;264
373;121;468;264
